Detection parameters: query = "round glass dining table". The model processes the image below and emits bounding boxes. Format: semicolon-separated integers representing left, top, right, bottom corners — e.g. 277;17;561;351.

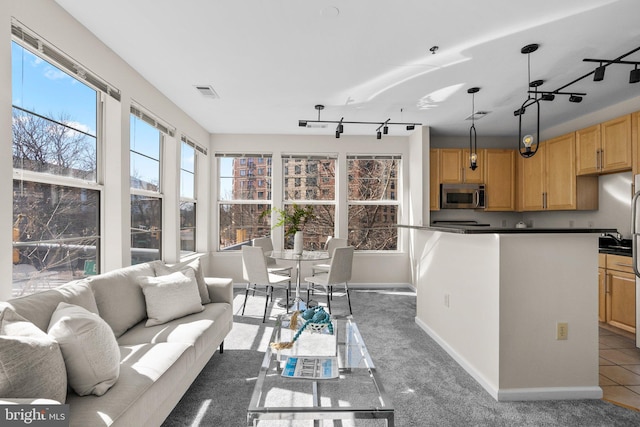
269;250;330;311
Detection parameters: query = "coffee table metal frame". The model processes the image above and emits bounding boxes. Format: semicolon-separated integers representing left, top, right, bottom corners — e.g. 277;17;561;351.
247;314;395;426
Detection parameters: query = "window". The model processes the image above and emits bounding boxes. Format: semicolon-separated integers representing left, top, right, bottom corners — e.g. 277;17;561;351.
347;155;401;250
11;38;102;296
180;137;199;255
130;106;171;264
282;155;336;250
217;154;272;250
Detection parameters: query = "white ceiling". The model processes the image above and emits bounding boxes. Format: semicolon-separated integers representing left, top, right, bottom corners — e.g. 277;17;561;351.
55;0;640;139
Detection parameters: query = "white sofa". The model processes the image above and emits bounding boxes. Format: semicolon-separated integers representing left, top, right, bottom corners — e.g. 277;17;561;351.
0;260;233;427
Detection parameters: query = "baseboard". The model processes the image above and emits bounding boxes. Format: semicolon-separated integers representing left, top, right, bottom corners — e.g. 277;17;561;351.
497;387;603;401
414;317;603;401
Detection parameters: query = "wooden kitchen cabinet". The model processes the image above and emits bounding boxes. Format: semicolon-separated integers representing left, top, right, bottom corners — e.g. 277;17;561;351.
439;148;483;184
598;253;606;323
601;114;632;173
484;149;515;211
430;149;440;211
576;114;631;175
517;133;598;211
632;111;640;177
601;254;636;334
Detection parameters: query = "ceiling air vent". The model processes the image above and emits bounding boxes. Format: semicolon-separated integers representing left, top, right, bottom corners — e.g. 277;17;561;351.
195;85;220;99
465;111;491;120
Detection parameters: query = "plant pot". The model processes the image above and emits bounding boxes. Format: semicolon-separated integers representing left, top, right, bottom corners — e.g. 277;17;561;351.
293;231;304;255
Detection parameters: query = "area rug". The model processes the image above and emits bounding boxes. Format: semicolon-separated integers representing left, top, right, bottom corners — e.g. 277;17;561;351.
162;287;640;426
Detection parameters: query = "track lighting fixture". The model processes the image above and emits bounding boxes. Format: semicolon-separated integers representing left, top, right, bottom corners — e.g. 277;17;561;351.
569;94;583;103
298;105;420;139
467;87;480;170
583;46;640;85
593;63;606;81
540;93;555;101
631;65;640;84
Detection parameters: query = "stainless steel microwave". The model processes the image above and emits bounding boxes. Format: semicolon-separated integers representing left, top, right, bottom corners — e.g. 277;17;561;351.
440;183;486;209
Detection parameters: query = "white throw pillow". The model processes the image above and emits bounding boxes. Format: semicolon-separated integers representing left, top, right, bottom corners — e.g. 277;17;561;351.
0;304;67;403
154;258;211;304
139;269;204;327
47;302;120;397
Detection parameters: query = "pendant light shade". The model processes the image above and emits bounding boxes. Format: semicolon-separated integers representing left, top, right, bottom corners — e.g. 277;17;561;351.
467;87;480;170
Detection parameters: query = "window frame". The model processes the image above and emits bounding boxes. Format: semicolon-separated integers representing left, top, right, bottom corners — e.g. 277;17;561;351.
10;34;105;295
346;154;402;252
216;153;273;251
179;136;198;255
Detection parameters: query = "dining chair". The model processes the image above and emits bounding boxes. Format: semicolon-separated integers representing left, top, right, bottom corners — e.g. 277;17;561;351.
252;236;293;276
304;246;354;314
311;237;348;276
241;246;292;322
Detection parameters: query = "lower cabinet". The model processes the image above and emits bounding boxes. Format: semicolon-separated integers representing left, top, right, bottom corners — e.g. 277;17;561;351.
600;254;636;334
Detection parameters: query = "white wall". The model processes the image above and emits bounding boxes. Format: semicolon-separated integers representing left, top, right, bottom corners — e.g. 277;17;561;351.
208;133;414;285
1;0;211;299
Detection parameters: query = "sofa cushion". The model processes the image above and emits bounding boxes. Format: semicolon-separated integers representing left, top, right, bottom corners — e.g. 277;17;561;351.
7;279;98;332
65;342;192;427
154;257;211;304
48;303;120;397
89;262;157;337
139;270;204;327
0;304;67;403
117;302;232;361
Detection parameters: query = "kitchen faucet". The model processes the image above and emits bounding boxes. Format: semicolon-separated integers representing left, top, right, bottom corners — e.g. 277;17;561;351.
602;232;623;245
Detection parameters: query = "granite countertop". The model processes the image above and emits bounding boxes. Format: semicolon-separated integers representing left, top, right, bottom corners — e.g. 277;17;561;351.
397;224;617;235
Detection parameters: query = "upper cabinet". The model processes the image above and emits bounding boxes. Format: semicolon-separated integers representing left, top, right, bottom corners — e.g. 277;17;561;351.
429;149;440;211
484;149;515;211
439;148;483;184
576;114;631;175
517;133;598;211
632;111;640;177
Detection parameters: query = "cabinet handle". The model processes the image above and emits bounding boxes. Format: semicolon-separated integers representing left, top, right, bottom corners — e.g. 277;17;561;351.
605;276;610;294
462;167;465;183
600;149;604;171
543;192;547;209
613;262;633;268
596;149;600;170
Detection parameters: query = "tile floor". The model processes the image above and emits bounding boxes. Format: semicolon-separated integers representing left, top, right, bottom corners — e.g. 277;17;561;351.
599;325;640;411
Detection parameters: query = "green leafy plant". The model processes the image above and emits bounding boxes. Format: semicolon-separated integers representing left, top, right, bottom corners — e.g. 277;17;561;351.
260;204;315;238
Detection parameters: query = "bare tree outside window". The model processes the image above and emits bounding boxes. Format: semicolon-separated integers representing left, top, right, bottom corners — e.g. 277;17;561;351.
347;157;400;250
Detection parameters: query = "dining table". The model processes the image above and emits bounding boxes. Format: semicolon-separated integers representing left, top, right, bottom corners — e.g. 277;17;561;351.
269;250;330;311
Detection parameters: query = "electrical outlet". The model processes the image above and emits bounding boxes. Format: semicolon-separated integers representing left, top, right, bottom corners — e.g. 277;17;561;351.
588;221;594;228
501;219;507;227
569;220;574;228
557;322;568;340
444;294;450;308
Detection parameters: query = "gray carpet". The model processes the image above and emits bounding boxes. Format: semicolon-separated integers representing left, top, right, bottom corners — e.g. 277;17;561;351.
162;287;640;426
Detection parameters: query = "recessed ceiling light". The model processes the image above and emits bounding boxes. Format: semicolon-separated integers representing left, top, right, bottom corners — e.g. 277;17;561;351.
320;7;339;18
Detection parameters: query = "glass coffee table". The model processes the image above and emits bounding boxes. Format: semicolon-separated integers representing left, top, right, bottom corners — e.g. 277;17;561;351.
247;314;395;426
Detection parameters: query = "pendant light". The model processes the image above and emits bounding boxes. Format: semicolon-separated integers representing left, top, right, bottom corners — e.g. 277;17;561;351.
516;44;542;159
467;87;480;170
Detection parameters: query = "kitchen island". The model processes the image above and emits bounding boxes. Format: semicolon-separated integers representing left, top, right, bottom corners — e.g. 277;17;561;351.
401;224;615;401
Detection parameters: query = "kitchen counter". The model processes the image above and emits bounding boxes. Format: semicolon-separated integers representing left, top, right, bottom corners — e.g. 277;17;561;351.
410;226;603;401
398;224;615;234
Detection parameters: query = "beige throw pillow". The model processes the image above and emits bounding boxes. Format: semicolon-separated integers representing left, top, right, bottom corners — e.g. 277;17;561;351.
154;258;211;304
47;302;120;397
139;269;204;327
0;304;67;403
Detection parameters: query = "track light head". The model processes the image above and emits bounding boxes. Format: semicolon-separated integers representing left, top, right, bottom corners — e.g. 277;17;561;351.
569;95;583;103
298;120;308;127
337;124;344;133
406;125;415;131
541;93;555;101
376;131;382;140
383;125;389;135
335;129;340;138
594;65;606;82
630;66;640;84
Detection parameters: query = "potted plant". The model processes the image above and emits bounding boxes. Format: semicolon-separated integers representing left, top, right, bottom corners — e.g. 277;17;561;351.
261;204;315;254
